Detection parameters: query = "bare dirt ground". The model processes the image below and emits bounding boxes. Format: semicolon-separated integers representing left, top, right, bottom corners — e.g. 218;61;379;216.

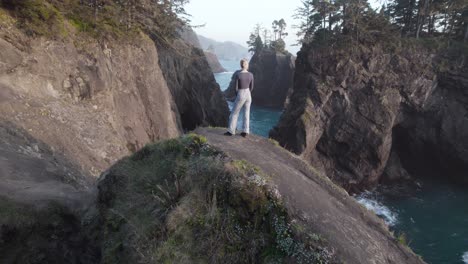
196;127;425;264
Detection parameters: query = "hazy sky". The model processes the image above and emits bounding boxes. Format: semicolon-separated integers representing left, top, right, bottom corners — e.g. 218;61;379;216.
186;0;382;55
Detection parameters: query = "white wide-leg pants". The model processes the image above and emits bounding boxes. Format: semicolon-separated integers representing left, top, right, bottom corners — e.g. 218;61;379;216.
228;89;252;134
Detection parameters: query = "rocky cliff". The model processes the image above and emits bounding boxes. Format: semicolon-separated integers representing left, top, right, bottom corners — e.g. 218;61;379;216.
156;38;229;131
95;130;423;264
271;38;468;191
0;4;229;262
224;49;295;108
0;12;228;176
204;50;227;73
392;59;468;184
0;122;425;263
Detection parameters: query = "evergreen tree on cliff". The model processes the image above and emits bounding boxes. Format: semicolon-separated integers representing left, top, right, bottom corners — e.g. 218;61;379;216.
294;0;467;42
271;19;288;53
387;0;467;39
247;24;264;53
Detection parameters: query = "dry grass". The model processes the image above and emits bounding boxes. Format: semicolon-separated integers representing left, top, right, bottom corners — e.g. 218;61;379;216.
97;134;331;264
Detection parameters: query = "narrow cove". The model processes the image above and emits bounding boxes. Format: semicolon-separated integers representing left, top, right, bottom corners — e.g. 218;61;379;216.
215;59;468;264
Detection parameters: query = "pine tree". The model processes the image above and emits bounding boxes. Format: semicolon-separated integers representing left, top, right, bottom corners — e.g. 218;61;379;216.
246;24;264;53
271;19;288;52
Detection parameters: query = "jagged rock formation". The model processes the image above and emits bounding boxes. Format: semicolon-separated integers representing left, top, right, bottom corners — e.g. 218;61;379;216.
271;39;468;191
392;62;468;184
0;17;228;176
161;26;229;129
156;38;229;131
178;26;202;49
224;49;295;108
0;26;180;175
204;50;226;73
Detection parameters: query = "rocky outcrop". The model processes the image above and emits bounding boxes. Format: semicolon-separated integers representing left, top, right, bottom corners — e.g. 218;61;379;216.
270;40;468;191
0;18;228;176
162;26;229;128
391;63;468;184
224;49;295;108
96;134;336;263
204;51;226;73
156;38;229;131
91;130;424;263
195;128;424;264
178;26;202;49
0;27;180;176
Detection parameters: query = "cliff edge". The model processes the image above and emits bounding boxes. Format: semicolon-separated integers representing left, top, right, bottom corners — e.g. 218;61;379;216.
195;128;424;264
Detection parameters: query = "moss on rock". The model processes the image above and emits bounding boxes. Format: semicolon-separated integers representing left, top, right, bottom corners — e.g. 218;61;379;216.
97;135;332;263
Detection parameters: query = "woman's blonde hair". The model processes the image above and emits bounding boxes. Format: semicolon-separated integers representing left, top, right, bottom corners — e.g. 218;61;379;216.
240;58;249;70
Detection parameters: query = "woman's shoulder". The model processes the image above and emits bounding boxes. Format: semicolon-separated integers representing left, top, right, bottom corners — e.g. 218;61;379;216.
238;71;253;77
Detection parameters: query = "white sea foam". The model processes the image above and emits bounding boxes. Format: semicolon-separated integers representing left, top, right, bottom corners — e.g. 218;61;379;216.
355;191;398;226
219;71;234;75
462;251;468;264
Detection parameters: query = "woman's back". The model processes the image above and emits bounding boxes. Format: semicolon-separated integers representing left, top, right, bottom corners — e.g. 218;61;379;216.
237;71;254;90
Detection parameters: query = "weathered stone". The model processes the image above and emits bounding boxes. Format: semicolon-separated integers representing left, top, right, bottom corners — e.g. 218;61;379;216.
0;24;228;177
156;37;229;131
204;50;226;73
271;41;468;191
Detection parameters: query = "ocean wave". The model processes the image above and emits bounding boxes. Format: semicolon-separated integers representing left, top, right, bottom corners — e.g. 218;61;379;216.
462;251;468;264
355;191;398;226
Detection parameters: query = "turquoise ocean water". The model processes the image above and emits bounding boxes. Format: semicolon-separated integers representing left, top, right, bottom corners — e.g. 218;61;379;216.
214;59;468;264
357;179;468;264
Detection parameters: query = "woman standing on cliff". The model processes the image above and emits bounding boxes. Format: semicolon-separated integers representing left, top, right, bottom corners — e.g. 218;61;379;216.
225;59;254;138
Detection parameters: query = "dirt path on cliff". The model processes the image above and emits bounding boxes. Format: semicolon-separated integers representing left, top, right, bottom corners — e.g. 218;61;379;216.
196;127;424;264
0;123;95;211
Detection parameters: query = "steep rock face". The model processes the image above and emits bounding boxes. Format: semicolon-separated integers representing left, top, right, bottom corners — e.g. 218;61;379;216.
392;64;468;184
0;122;99;263
178;26;202;49
156;39;229;131
270;41;468;191
204;51;226;73
0;26;181;176
224;49;295;108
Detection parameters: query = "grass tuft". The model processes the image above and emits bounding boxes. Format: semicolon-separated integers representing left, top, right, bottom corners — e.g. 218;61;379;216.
97;135;334;263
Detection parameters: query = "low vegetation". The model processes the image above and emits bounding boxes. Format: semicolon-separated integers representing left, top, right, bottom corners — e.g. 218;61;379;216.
0;0;190;40
97;134;333;263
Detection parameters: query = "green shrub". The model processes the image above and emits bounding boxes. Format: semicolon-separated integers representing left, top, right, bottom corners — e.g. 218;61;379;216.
1;0;65;37
1;0;188;40
98;135;333;263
